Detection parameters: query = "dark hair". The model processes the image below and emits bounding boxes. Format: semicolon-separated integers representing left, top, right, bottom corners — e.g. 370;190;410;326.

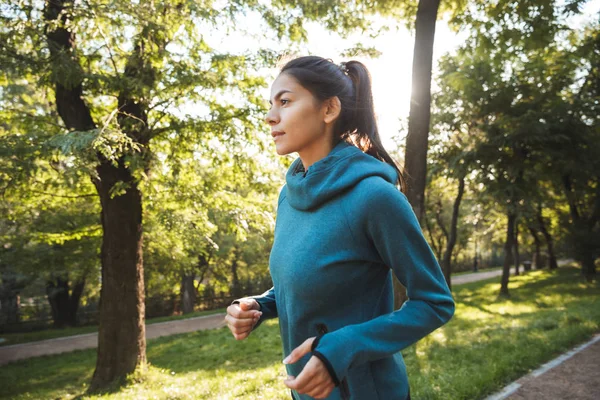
280;56;406;192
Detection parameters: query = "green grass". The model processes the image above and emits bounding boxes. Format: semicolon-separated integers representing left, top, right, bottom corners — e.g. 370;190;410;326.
0;267;598;400
0;308;227;347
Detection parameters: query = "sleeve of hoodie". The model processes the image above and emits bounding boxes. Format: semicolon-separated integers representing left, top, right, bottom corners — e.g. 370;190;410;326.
312;179;455;384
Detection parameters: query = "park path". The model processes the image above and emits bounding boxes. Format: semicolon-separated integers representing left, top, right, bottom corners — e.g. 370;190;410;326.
0;313;226;366
0;265;538;366
452;267;516;285
486;333;600;400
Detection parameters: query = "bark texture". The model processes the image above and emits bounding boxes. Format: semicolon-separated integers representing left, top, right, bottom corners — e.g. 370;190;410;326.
91;163;146;389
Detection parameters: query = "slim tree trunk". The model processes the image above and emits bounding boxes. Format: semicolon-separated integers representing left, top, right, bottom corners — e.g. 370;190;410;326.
404;0;441;222
423;208;442;260
0;275;20;325
230;246;242;299
537;209;558;270
562;175;598;279
579;248;597;282
180;273;196;315
528;226;542;269
513;219;520;276
500;211;516;297
397;0;440;310
441;176;465;290
0;294;20;325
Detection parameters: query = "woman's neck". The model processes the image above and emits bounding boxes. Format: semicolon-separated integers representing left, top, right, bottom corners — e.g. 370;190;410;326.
298;136;341;170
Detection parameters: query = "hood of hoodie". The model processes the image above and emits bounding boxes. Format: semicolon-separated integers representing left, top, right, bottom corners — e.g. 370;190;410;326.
285;140;399;211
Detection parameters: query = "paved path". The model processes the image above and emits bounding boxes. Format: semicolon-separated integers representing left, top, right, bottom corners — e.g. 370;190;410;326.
0;313;226;366
453;267;517;285
486;334;600;400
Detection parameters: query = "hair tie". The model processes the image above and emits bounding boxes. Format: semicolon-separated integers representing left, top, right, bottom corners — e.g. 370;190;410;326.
339;62;349;75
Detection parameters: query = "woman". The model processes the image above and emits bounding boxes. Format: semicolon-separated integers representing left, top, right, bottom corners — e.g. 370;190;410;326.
225;56;455;400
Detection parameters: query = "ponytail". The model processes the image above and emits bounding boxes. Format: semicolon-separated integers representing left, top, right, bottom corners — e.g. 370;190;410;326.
280;56;406;192
343;61;406;192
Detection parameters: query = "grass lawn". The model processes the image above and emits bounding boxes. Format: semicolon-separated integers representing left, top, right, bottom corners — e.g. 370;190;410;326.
0;308;227;347
0;266;598;400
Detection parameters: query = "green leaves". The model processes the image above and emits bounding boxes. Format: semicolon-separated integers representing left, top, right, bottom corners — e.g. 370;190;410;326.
45;125;142;165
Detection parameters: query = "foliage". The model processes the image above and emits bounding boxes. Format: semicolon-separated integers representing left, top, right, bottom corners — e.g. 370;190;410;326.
431;0;599;279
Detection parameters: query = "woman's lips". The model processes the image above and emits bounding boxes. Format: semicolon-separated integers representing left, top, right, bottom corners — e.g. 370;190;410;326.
271;131;285;139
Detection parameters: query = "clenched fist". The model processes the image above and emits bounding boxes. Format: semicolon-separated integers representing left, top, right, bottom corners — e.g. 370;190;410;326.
225;298;262;340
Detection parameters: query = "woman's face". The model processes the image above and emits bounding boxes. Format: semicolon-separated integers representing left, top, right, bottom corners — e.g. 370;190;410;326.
265;73;329;156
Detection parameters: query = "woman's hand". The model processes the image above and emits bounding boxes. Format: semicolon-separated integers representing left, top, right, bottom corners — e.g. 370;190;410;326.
283;337;335;399
225;298;261;340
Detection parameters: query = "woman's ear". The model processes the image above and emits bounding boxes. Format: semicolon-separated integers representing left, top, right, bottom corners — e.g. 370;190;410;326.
323;96;342;124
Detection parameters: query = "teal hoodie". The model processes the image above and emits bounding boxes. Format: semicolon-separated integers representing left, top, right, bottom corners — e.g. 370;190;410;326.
238;140;455;400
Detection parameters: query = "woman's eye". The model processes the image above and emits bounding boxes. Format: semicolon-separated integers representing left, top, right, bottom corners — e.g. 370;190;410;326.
281;99;290;105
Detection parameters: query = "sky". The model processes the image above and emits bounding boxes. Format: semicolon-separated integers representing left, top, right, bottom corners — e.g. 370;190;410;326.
202;1;600;153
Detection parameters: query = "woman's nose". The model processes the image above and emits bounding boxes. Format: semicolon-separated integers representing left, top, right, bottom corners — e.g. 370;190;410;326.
265;108;278;125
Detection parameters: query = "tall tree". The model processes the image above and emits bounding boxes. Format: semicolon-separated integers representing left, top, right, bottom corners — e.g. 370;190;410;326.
404;0;441;222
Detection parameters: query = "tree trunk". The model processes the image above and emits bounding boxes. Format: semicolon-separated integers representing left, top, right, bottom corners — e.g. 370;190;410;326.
0;275;20;325
404;0;441;223
528;226;542;269
579;248;597;282
473;237;479;272
537;209;558;270
44;1;147;389
423;209;442;260
513;219;520;276
180;273;196;315
397;0;440;309
46;275;85;327
500;212;516;297
230;246;242;299
393;278;408;310
90;162;146;389
441;176;465;290
561;174;598;279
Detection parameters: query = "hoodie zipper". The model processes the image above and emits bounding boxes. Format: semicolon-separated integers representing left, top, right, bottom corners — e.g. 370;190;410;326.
317;324;350;400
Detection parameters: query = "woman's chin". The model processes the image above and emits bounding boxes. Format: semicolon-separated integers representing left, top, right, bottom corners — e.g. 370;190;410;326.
274;143;293;156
